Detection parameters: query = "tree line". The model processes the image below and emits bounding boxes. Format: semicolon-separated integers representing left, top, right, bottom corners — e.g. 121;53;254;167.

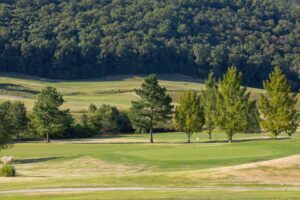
0;0;299;89
0;66;298;150
130;67;299;143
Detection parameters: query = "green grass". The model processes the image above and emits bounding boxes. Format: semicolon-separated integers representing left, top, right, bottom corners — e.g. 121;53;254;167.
0;73;276;112
2;190;300;200
0;133;299;188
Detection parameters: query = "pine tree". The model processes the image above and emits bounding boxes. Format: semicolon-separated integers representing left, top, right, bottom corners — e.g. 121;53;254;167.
31;86;73;143
175;90;205;143
259;67;299;139
214;66;257;142
201;72;217;139
129;74;173;143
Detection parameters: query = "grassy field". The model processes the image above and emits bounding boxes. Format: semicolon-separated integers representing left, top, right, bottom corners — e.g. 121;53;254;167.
0;132;300;199
0;73;281;113
0;73;300;199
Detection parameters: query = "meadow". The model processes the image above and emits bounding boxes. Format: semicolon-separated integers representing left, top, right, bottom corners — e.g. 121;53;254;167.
0;132;300;199
0;73;285;113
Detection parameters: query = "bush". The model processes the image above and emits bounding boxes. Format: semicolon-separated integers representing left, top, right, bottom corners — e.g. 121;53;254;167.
0;164;16;177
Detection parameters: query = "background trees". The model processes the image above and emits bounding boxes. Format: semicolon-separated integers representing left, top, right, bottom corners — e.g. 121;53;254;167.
214;67;257;142
175;90;205;143
0;0;299;89
259;67;299;138
0;101;28;150
30;86;73;143
129;74;173;143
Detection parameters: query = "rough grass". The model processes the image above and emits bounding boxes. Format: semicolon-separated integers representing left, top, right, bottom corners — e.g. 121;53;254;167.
0;73;279;112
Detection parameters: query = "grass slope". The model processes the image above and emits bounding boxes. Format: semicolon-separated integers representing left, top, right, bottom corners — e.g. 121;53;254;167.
0;73;273;113
0;132;299;199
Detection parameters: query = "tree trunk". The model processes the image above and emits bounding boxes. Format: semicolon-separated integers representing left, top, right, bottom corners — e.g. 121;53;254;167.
46;132;50;143
187;134;191;143
208;131;212;140
149;128;154;143
228;134;233;143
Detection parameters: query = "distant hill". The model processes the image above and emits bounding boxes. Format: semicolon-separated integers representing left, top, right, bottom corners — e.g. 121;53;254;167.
0;0;299;89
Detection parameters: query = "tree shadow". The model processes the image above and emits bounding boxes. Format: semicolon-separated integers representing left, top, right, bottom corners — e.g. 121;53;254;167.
15;157;62;164
0;83;39;95
202;137;290;144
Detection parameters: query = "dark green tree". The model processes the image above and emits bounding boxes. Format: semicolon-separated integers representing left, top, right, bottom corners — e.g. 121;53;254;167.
175;90;205;143
129;74;173;143
31;86;73;143
214;67;257;142
259;67;299;138
201;72;218;139
0;102;15;151
10;101;28;139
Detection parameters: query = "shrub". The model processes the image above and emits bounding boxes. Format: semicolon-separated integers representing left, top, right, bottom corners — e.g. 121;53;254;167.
0;164;16;177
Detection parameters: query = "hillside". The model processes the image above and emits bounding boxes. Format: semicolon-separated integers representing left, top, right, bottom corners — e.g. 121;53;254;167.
0;0;299;89
0;73;271;112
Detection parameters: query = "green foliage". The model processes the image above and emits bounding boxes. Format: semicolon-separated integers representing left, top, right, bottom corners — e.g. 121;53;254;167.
175;90;205;143
10;101;28;139
129;74;173;143
30;86;73;142
0;102;14;150
214;67;258;142
84;104;132;134
0;1;299;89
259;67;299;138
201;72;217;139
0;164;16;177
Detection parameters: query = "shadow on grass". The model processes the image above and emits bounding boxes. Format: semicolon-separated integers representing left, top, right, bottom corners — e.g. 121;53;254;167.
202;137;290;144
15;157;62;164
0;83;39;95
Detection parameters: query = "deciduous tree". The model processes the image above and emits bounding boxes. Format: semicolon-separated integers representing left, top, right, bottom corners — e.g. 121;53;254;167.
175;90;205;143
201;72;217;139
259;67;299;138
214;67;257;142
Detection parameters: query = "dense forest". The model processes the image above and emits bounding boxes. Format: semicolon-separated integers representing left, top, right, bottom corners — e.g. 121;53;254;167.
0;0;299;89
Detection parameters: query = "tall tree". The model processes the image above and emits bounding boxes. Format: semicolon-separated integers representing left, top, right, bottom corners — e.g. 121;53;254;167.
259;67;299;138
175;90;205;143
31;86;73;143
214;66;257;142
0;102;15;151
201;72;217;139
129;74;173;143
10;101;28;139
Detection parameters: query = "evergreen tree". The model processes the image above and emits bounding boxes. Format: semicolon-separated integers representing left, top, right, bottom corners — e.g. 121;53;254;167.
175;90;205;143
259;67;299;138
31;86;73;143
214;66;257;142
129;74;173;143
201;72;217;139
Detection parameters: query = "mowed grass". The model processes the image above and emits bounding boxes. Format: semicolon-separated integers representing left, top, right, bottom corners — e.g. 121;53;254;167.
2;190;300;200
0;73;278;112
0;133;299;189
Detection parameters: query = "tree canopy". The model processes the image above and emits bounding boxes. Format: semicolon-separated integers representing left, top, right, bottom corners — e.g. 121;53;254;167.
175;90;205;143
259;67;299;138
214;66;258;142
0;0;299;89
129;74;173;143
30;86;73;143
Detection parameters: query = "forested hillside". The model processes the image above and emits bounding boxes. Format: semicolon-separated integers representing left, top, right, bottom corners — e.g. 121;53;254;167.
0;0;299;89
